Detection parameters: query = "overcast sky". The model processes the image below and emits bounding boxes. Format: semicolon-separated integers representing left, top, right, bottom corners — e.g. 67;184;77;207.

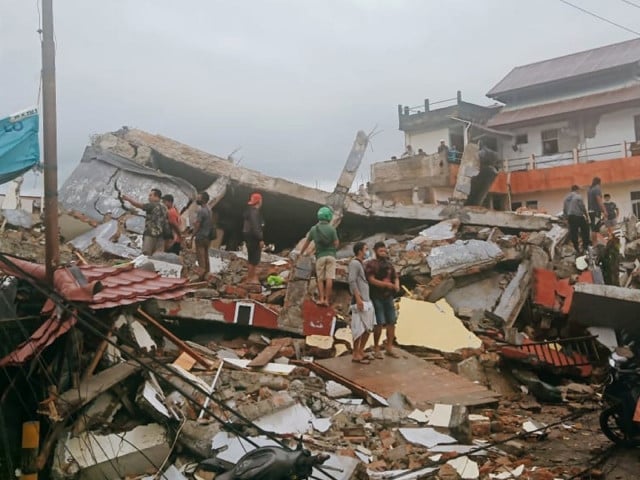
2;0;639;192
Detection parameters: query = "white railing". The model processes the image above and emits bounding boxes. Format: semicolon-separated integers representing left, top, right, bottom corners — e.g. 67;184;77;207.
503;141;636;172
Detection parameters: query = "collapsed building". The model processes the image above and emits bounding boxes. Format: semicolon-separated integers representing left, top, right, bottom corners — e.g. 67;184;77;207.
0;123;638;480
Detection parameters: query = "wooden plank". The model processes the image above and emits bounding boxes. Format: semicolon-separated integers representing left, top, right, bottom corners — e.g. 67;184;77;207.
316;348;499;408
172;352;197;371
54;360;140;418
248;344;282;368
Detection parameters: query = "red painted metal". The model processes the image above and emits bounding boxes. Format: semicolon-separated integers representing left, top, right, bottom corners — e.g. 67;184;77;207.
532;268;593;313
301;299;336;336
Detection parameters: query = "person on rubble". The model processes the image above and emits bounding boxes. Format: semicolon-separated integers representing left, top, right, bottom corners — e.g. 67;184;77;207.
191;191;214;280
588;177;607;245
603;193;619;229
243;192;264;284
563;185;590;254
366;241;400;359
299;206;339;306
349;242;375;364
122;188;170;256
437;139;449;156
401;144;414;157
162;194;182;254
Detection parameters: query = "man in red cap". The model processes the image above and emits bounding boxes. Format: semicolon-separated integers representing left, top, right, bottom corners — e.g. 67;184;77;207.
243;192;264;283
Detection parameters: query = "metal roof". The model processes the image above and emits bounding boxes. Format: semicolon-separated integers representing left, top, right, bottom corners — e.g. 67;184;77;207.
487;84;640;127
487;38;640;98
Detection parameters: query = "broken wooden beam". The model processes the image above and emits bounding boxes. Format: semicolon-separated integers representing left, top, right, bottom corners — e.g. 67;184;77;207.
136;307;212;369
50;360;141;420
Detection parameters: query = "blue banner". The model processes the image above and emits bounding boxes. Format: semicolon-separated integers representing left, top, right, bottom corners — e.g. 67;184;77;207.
0;108;40;184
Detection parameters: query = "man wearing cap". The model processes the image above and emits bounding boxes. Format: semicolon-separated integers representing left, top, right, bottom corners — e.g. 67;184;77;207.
243;192;264;284
563;185;589;254
299;206;339;306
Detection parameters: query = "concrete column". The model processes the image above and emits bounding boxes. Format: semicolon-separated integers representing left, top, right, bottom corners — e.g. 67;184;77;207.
572;148;579;164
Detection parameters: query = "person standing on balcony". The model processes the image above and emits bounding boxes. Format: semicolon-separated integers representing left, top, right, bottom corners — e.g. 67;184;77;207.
563;185;589;254
603;194;619;229
437;139;449;156
588;177;607;244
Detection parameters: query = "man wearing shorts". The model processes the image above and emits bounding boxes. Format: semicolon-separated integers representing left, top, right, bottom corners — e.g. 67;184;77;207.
300;206;339;306
366;241;400;358
348;241;374;364
243;192;264;284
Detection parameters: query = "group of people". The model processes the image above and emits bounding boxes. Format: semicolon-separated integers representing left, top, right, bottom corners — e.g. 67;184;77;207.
562;176;619;254
298;206;400;364
122;188;266;282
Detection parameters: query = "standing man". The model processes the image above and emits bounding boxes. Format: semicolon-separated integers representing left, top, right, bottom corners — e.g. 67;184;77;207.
366;241;400;359
299;206;339;306
603;193;619;229
162;194;182;254
588;177;607;244
437;139;449;156
563;185;589;254
122;188;168;256
191;191;214;280
348;242;374;364
243;192;264;284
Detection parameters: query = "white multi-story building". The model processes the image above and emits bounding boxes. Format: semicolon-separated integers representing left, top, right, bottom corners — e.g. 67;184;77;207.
383;38;640;217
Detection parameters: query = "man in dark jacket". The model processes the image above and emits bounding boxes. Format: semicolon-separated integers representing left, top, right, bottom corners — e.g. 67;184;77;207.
191;191;214;280
562;185;589;254
243;192;264;284
122;188;169;256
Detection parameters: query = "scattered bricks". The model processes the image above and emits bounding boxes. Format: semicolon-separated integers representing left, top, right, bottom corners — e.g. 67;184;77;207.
379;429;396;449
222;284;247;298
266;289;287;304
530;468;556;480
370;407;408;425
501;440;526;457
438;463;461;480
336;448;357;459
236;392;296;421
366;460;388;472
258;387;273;400
384;443;412;463
471;419;491;437
490;420;504;433
248;293;267;302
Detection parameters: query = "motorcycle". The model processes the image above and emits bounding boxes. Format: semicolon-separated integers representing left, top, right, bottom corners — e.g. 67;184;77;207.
197;441;331;480
600;346;640;447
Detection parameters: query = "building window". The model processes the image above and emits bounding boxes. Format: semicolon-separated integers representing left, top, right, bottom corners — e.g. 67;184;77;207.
511;201;522;211
526;200;538;210
632;191;640;217
634;115;640;142
515;134;528;145
541;129;559;155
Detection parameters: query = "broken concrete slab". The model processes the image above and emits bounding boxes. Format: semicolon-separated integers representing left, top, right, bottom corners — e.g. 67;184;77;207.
428;240;505;277
492;260;532;328
395;297;482;353
2;208;34;229
570;282;640;333
416;219;460;243
445;272;504;317
52;423;170;480
398;427;457;448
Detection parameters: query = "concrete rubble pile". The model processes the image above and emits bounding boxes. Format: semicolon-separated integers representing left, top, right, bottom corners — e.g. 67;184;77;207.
1;128;638;479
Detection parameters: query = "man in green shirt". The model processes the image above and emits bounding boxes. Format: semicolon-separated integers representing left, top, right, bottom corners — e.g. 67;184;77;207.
300;206;339;306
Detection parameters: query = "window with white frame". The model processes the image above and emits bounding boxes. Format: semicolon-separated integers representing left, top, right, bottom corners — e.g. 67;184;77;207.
541;129;559;155
631;191;640;218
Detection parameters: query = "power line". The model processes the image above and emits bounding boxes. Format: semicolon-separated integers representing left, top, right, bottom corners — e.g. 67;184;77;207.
559;0;640;36
621;0;640;9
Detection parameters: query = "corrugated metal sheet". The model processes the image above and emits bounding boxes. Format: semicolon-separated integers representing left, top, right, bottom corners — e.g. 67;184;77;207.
488;38;640;97
487;84;640;127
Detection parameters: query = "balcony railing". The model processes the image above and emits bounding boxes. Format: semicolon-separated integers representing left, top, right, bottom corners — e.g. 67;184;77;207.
503;140;638;172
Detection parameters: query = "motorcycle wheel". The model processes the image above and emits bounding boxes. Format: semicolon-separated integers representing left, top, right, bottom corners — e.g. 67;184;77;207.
600;406;640;447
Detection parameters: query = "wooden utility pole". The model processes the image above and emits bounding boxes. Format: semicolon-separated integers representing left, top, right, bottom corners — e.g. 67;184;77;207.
41;0;60;283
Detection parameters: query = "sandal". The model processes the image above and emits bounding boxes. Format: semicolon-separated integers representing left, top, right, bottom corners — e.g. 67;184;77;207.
351;358;371;364
386;350;400;358
374;351;384;359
